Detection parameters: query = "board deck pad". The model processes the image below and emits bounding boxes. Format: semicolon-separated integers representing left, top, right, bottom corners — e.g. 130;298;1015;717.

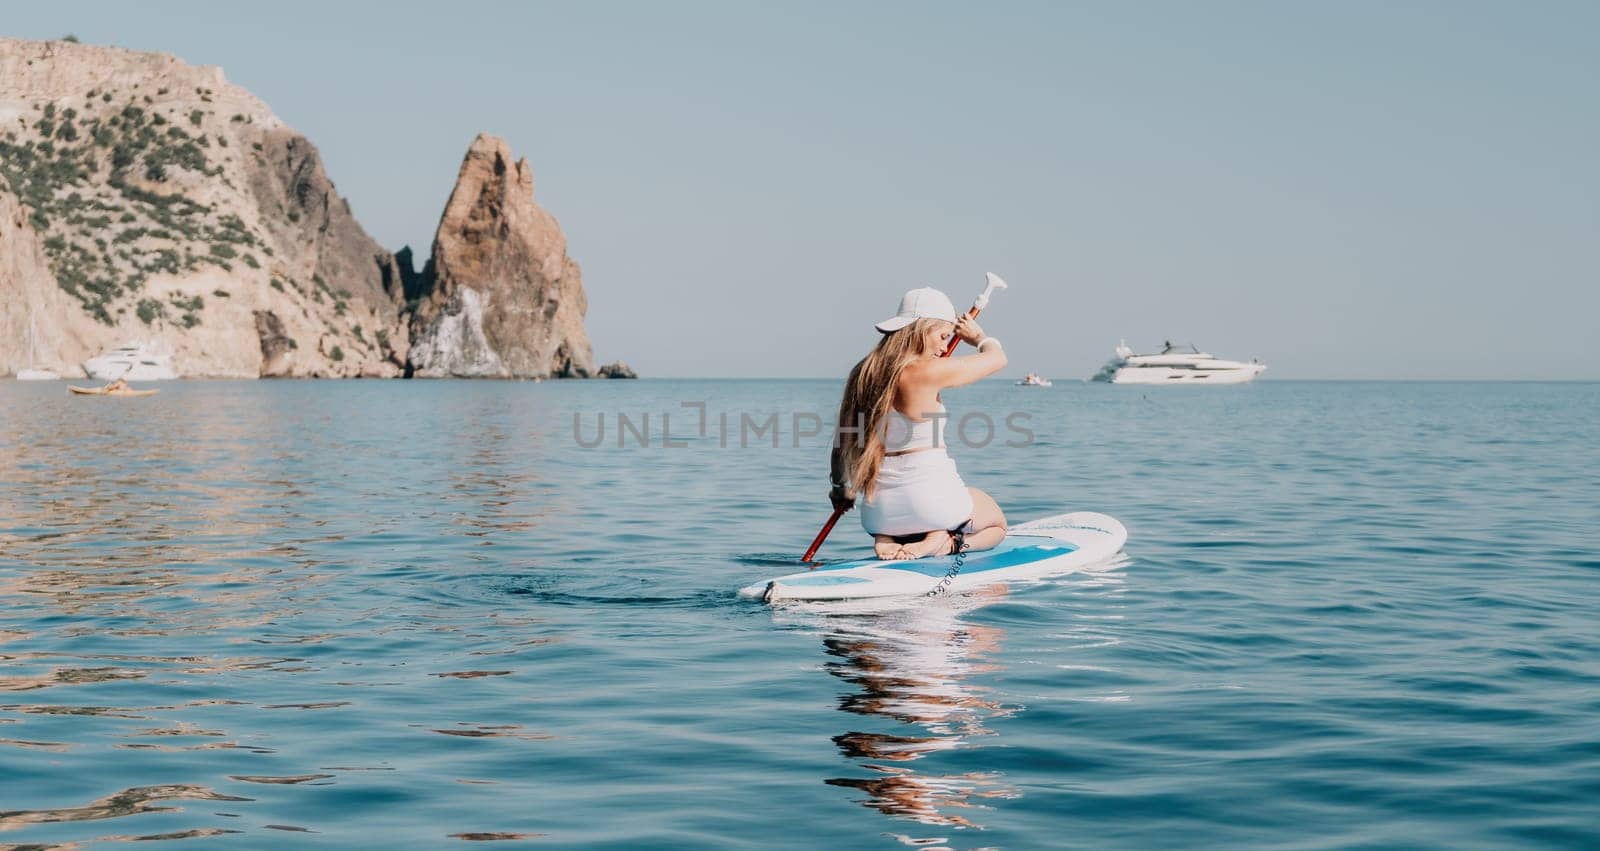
813;537;1075;577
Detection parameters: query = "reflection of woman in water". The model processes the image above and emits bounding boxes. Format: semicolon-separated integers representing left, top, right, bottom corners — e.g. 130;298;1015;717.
790;590;1018;830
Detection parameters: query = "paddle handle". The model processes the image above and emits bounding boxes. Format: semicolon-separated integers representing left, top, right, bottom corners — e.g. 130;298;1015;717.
941;305;984;358
803;505;847;564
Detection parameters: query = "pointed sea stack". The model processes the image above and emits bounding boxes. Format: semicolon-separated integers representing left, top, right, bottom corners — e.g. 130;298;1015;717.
406;134;596;378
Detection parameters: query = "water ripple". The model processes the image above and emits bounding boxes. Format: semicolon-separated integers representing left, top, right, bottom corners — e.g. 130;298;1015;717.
0;380;1596;848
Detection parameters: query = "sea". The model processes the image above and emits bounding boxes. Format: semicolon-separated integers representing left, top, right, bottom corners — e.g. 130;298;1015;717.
1;378;1596;849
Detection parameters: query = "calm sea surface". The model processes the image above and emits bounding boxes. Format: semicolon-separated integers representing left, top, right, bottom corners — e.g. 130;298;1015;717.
1;379;1596;849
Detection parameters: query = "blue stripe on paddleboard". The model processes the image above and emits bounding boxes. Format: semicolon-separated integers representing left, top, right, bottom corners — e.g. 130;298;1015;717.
813;534;1031;571
813;536;1076;577
775;574;872;587
876;543;1075;577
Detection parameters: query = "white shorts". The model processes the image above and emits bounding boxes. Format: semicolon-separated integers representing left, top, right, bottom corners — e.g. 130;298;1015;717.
859;450;975;537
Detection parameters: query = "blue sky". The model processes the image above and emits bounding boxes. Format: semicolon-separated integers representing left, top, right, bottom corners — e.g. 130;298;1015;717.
8;1;1597;378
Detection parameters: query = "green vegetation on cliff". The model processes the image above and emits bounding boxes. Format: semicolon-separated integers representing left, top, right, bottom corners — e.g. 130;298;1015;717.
0;93;265;324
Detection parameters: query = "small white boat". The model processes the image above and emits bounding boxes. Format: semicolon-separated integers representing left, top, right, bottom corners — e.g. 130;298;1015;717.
1092;340;1265;385
1016;373;1052;387
83;344;178;381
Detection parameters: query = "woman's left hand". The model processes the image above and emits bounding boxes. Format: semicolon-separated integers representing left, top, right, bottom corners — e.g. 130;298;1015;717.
956;316;986;346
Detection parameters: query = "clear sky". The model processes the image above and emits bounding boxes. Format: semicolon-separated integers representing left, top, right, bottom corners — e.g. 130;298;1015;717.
8;1;1597;378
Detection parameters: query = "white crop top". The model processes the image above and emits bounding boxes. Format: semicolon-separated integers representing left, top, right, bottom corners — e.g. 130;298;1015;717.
883;403;946;453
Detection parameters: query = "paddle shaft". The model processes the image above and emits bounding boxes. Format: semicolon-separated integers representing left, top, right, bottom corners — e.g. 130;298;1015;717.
802;506;846;563
803;300;991;564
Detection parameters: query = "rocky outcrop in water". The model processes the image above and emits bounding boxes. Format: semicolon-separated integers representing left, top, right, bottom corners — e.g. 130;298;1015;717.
407;134;596;379
0;37;406;377
598;361;637;379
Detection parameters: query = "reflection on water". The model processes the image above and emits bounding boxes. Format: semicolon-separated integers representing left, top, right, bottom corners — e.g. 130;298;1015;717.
0;784;251;830
781;589;1022;841
785;561;1132;846
0;383;580;845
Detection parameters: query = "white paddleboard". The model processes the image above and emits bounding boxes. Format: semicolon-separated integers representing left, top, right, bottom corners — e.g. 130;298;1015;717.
741;511;1127;602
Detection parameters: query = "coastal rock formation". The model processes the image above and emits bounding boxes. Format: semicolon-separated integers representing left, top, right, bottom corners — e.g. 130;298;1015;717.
2;39;614;380
598;361;637;379
0;37;405;377
252;309;295;377
407;134;596;378
0;189;95;376
392;245;426;302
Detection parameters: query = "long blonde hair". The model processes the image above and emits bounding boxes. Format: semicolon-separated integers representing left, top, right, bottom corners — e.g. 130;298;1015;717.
835;318;943;497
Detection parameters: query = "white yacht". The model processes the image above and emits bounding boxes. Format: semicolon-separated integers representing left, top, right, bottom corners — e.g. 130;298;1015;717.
1016;373;1053;387
1092;340;1265;385
83;344;178;381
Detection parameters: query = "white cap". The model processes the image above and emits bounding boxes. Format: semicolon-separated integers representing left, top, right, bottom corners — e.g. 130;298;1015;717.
875;287;957;333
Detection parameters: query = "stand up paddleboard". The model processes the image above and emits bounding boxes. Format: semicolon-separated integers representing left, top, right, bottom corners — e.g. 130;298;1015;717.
741;511;1127;603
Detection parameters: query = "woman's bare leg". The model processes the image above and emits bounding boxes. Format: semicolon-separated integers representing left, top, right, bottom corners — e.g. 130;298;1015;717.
896;489;1009;559
961;488;1007;552
900;529;952;559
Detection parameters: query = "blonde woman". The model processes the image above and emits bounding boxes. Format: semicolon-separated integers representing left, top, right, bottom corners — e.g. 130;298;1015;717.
829;288;1008;561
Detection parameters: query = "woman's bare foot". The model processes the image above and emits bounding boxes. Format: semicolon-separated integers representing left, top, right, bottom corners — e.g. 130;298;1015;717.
874;537;908;560
901;530;953;559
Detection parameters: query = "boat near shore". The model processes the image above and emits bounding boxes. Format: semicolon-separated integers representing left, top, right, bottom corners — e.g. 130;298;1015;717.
1092;340;1265;385
83;344;178;382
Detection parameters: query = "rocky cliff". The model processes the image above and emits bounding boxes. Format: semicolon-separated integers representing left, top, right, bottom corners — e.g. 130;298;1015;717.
0;37;407;377
0;190;92;376
407;134;596;378
1;39;610;380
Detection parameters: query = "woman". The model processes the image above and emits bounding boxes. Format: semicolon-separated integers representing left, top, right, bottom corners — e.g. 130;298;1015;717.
829;287;1008;560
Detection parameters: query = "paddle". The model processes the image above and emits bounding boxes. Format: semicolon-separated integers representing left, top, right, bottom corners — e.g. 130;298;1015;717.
943;273;1008;357
802;273;1009;564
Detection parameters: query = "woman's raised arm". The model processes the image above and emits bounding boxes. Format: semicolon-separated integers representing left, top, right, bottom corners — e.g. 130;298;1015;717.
907;316;1006;390
917;345;1006;389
